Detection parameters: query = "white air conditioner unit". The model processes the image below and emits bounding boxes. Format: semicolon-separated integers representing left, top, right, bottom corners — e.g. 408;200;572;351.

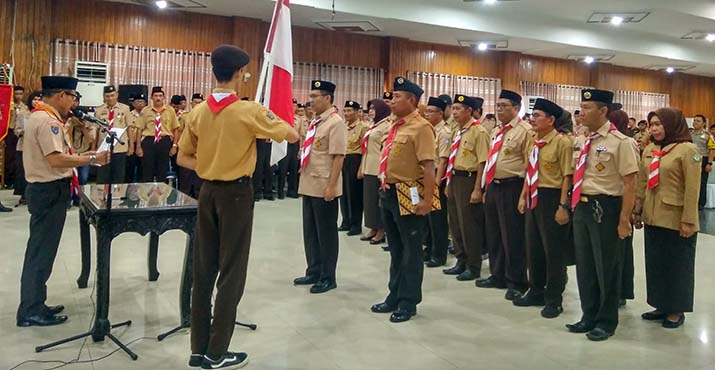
0;64;13;84
524;95;544;115
74;61;109;108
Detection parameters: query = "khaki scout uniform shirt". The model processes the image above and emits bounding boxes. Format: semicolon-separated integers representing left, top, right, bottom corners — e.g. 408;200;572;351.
446;115;459;132
360;117;391;176
346;120;368;155
298;107;348;198
95;102;131;153
452;121;489;172
573;122;640;196
179;89;292;181
492;117;532;179
385;110;436;184
637;142;701;232
67;117;96;154
434;121;452;162
691;129;712;157
295;115;308;144
523;129;574;189
10;102;29;130
138;105;179;138
23;105;73;183
14;110;29;151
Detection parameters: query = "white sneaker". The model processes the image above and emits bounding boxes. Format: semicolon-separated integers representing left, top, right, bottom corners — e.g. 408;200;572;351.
201;352;249;369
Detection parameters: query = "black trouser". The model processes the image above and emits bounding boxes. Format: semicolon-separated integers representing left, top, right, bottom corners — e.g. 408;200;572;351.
141;136;172;182
621;234;635;300
125;154;142;183
17;179;70;319
192;178;254;358
253;140;273;197
339;154;364;232
302;196;339;281
700;157;710;208
14;151;27;197
448;173;485;272
644;225;696;313
3;131;18;186
277;142;300;197
427;182;449;264
573;195;624;333
96;152;127;184
380;187;427;312
179;167;203;199
525;188;568;306
485;178;527;290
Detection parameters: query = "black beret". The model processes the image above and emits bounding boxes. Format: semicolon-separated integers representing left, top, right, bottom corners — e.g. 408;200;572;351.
427;97;447;111
533;98;564;118
383;92;393;100
581;89;614;104
41;76;79;91
103;85;116;94
130;93;147;101
292;98;298;104
297;103;305;109
438;94;452;105
311;80;336;93
610;102;623;111
473;97;485;110
191;93;204;100
499;89;522;104
344;100;361;110
393;77;424;100
305;102;311;107
13;85;24;91
170;95;183;105
151;86;164;95
211;44;250;72
453;94;480;110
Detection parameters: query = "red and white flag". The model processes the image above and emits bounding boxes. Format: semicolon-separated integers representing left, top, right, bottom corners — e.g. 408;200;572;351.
257;0;294;166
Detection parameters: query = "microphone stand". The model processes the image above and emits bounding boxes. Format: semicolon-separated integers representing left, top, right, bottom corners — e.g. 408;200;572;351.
35;116;138;360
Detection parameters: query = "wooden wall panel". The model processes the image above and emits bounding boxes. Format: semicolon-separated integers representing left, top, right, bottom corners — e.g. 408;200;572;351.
501;52;593;90
593;64;672;94
7;0;53;90
291;25;384;68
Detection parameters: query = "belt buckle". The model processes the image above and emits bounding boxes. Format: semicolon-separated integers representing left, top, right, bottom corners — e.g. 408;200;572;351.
580;196;589;203
493;179;501;184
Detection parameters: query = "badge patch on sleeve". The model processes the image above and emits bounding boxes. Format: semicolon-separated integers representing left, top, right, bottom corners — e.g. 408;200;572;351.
51;126;60;135
695;154;703;162
267;111;275;120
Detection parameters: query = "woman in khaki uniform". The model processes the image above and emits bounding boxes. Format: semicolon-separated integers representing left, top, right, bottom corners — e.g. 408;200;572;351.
358;99;391;245
634;108;700;329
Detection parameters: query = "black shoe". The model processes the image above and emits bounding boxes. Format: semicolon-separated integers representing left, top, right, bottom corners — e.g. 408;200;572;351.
338;224;351;232
566;321;595;334
0;203;12;212
541;305;563;319
481;253;489;261
475;276;506;289
423;251;431;262
360;233;376;241
254;194;262;202
287;192;299;199
443;262;466;275
310;279;337;294
513;290;546;307
456;269;479;281
370;302;396;313
277;193;286;200
17;314;68;327
425;259;446;268
389;308;416;323
381;245;390;252
370;237;386;245
586;327;614;341
662;314;685;329
619;299;627;307
264;195;275;201
293;275;319;285
201;352;249;369
189;354;204;367
641;310;667;321
44;305;65;316
505;288;524;301
347;228;362;236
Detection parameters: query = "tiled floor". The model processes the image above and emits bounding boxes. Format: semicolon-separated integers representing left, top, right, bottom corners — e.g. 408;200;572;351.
1;190;714;370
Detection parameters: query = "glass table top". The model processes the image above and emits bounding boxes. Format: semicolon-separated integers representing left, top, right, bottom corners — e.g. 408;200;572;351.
81;183;197;211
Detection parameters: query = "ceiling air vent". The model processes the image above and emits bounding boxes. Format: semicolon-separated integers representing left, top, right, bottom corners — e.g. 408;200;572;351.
681;31;715;40
458;40;509;49
567;54;615;62
587;12;650;24
646;65;695;72
129;0;206;9
314;20;381;32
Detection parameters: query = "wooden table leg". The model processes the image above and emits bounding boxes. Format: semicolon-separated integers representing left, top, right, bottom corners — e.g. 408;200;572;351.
148;232;160;281
77;208;91;289
179;231;194;326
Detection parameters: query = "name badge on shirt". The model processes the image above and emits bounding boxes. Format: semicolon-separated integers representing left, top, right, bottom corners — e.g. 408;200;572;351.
596;146;607;156
409;187;420;205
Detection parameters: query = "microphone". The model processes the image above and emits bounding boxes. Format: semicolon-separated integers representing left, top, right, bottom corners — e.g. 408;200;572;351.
71;108;106;126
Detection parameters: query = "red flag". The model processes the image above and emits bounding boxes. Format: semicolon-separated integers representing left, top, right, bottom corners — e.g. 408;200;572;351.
0;84;12;141
258;0;294;165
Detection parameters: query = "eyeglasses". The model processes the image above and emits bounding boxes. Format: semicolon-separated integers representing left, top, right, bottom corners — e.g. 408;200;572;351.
496;103;514;109
64;91;79;101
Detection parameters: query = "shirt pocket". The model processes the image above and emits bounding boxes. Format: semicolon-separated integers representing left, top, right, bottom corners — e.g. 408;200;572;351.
541;152;559;173
391;135;409;158
461;141;475;157
588;150;613;173
662;194;684;207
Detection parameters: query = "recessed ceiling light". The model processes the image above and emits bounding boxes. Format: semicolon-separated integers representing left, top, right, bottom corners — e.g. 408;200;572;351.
610;16;624;26
665;67;675;74
477;42;488;51
155;0;168;9
484;0;498;4
584;56;595;64
706;34;715;42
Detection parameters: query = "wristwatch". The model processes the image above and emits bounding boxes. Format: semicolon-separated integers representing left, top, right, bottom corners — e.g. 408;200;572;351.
172;143;178;148
559;203;570;211
89;155;97;167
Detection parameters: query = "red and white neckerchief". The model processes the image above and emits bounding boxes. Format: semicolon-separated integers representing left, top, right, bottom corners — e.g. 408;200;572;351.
32;106;80;197
482;123;515;188
378;119;407;190
444;120;479;185
525;139;548;209
361;120;381;155
300;116;324;170
153;108;163;144
107;106;115;129
571;123;618;209
648;143;678;190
